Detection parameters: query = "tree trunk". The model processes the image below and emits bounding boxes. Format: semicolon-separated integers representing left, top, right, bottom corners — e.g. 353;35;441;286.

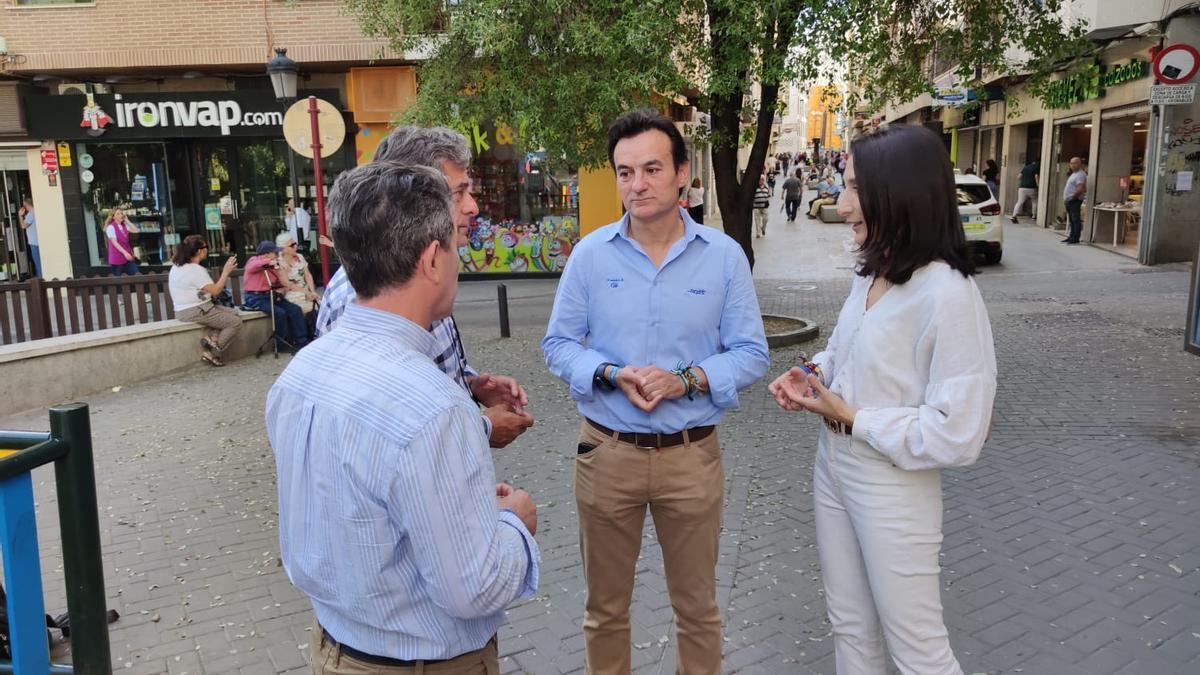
705;3;792;271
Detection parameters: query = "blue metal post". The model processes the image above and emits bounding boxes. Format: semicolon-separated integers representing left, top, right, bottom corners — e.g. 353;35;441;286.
0;471;50;675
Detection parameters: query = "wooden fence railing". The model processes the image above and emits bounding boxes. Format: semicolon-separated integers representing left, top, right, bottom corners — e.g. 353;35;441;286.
0;270;247;346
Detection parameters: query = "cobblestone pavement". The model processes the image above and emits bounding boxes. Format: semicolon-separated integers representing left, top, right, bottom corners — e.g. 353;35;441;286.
4;192;1199;674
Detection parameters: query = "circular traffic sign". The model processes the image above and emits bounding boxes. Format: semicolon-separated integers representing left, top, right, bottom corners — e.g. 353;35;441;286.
283;98;346;159
1153;44;1200;85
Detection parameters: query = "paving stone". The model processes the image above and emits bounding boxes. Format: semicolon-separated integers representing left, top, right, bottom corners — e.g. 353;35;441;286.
4;213;1198;674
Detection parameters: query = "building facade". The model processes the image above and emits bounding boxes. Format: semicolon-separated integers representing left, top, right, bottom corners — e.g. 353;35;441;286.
0;0;612;280
879;1;1200;268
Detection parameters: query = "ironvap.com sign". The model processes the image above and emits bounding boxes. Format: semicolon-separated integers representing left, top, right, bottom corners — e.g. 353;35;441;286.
24;90;344;140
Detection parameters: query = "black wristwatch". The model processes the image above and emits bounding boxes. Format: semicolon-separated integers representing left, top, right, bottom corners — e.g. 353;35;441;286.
594;362;618;391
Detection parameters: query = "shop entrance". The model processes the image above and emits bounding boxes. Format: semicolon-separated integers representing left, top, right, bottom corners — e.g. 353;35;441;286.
1092;111;1149;257
1049;120;1092;231
193;140;290;263
0;168;32;281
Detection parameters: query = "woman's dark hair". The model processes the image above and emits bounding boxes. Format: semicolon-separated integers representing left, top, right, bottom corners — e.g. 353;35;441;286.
986;158;998;171
173;234;208;266
607;109;688;170
850;124;975;283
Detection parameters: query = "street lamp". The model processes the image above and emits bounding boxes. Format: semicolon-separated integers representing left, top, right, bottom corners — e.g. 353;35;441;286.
267;47;298;104
267;48;306;252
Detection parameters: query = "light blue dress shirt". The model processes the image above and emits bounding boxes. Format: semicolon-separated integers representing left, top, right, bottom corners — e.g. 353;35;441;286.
542;208;769;434
267;303;539;660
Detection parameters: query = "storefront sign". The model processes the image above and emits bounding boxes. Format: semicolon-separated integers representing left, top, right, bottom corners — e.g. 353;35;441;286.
56;142;72;167
24;90;344;140
1043;59;1150;109
1151;84;1197;105
39;148;58;175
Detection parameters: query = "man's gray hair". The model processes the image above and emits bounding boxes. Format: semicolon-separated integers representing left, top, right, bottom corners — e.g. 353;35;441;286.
374;126;472;170
327;162;454;299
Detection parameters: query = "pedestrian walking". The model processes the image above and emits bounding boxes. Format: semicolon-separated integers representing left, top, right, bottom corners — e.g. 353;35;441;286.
983;158;1000;199
542;109;769;675
782;168;804;222
168;234;242;367
268;162;540;675
105;208;141;275
769;124;997;675
17;197;39;278
753;173;771;237
1063;157;1087;244
1010;159;1040;223
316;125;534;450
687;177;705;224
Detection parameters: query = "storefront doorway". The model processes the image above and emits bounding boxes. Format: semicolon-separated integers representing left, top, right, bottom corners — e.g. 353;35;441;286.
0;168;32;281
1092;111;1149;257
1049;119;1092;231
193;139;292;263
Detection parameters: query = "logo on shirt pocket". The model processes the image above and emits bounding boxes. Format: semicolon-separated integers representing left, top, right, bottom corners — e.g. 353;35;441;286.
607;277;624;289
687;288;707;296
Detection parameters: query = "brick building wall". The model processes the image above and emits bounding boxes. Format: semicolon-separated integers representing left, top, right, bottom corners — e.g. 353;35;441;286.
2;0;400;73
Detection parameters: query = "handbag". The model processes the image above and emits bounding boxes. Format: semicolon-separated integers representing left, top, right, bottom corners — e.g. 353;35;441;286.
211;288;235;308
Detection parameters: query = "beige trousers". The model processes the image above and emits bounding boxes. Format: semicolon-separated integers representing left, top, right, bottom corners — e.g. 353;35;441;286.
575;420;725;675
311;623;499;675
176;303;243;354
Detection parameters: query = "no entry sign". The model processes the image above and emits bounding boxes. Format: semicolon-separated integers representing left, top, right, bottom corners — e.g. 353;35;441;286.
1153;44;1200;85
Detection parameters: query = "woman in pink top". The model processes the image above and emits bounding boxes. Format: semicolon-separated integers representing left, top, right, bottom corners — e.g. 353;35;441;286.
105;208;140;275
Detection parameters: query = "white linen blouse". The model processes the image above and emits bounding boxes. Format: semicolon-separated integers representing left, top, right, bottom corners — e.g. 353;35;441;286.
812;261;997;470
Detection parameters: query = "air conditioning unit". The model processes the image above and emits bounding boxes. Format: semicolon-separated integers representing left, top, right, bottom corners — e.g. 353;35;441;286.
57;83;108;96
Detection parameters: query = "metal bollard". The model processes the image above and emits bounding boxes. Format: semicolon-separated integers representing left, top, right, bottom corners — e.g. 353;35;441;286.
497;283;511;338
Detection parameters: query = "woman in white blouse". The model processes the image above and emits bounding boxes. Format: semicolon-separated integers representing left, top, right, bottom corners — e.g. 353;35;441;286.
769;124;997;675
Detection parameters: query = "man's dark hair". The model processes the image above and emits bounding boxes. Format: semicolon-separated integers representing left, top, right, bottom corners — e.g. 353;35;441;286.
607;109;688;170
850;124;975;284
327;162;454;299
172;234;208;266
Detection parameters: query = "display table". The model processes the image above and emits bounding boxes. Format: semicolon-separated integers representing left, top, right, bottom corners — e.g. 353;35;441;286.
1092;205;1140;246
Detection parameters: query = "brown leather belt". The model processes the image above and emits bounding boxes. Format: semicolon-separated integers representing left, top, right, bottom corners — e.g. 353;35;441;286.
320;626;498;667
824;417;853;435
586;418;715;448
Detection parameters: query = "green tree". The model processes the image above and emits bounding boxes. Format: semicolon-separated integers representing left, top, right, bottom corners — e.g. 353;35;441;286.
342;0;1086;268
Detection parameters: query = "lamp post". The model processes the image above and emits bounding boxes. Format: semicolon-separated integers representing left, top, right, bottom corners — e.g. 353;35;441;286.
267;48;306;251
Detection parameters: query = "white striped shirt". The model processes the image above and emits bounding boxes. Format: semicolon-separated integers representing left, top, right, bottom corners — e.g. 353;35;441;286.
267;303;539;659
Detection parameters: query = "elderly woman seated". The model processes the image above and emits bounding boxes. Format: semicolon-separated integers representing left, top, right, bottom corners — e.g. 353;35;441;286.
168;235;242;366
274;232;321;340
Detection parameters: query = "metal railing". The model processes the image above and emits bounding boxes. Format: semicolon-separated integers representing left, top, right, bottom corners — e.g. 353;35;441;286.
0;404;110;675
0;270;247;346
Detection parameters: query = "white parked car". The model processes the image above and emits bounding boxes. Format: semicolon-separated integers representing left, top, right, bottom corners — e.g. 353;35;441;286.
956;173;1003;264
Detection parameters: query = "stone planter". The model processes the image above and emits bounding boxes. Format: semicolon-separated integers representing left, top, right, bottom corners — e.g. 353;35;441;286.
762;314;819;348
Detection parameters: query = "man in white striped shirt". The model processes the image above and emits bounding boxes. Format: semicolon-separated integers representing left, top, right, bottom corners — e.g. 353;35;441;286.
267;162;539;673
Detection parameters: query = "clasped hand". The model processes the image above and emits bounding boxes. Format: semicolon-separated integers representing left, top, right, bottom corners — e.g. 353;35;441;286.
767;368;856;425
472;373;534;449
615;365;687;412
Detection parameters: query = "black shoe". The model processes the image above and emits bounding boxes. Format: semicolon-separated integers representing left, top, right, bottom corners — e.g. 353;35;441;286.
1010;217;1018;224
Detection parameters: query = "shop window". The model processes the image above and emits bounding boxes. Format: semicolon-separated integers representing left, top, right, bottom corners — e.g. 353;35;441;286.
75;142;184;269
463;121;580;274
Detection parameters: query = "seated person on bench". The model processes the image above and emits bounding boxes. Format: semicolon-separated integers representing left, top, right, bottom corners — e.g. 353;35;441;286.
808;178;843;219
244;240;308;351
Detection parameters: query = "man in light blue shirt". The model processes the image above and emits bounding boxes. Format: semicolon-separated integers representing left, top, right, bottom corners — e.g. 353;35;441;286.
268;162;539;671
18;197;39;278
542;109;768;674
1062;156;1088;244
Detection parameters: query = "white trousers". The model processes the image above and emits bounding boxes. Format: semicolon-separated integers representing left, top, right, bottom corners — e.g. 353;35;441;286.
1011;187;1037;218
814;429;963;675
754;208;768;235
